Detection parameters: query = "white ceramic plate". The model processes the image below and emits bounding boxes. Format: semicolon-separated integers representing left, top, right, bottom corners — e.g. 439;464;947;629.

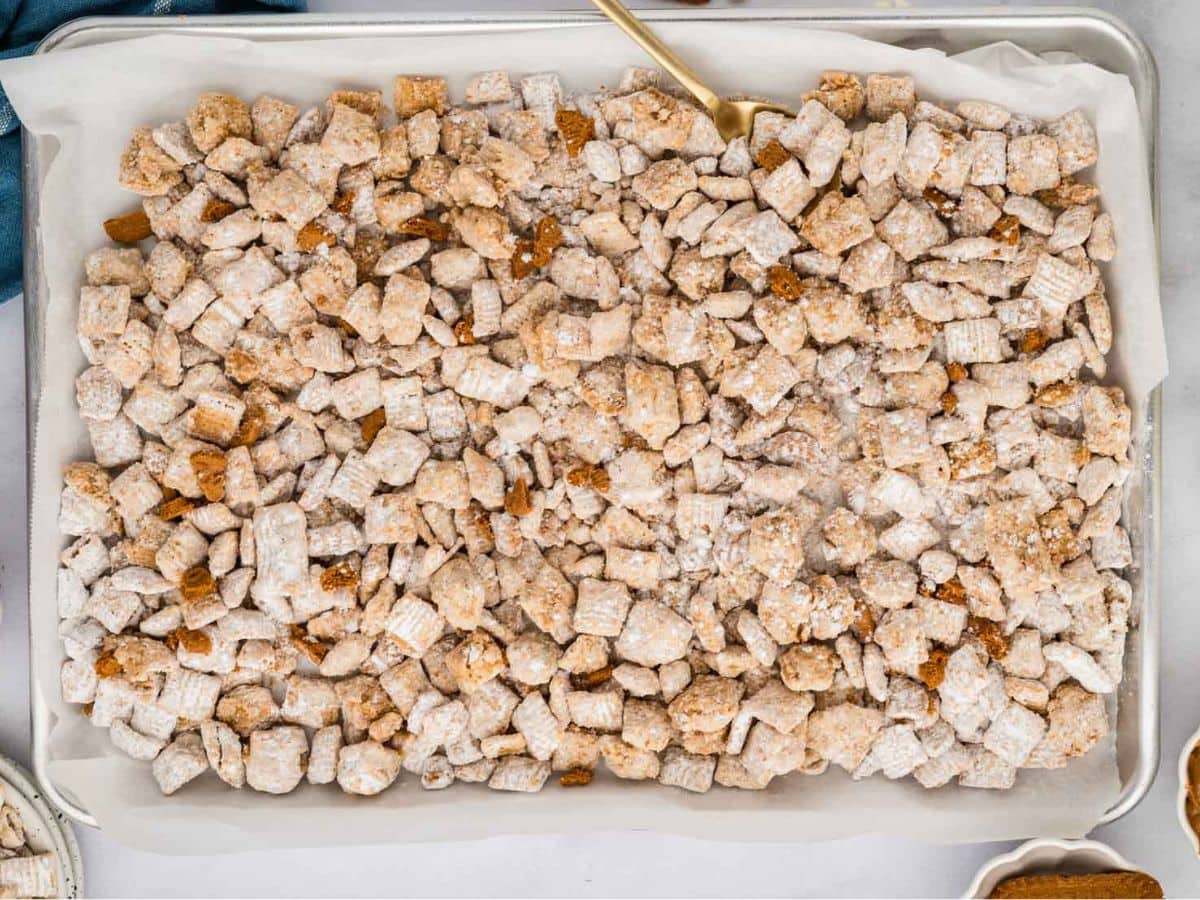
1177;725;1200;855
0;756;84;898
964;837;1144;898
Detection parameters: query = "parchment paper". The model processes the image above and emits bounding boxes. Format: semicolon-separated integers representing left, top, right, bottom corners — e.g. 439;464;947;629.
0;21;1166;853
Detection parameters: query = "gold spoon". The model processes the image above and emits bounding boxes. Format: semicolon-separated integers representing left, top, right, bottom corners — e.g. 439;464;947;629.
589;0;795;140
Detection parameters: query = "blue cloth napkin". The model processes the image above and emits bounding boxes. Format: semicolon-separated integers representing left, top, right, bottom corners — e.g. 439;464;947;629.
0;0;306;303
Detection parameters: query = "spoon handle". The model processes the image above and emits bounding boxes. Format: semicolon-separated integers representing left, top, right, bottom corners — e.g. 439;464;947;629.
589;0;720;112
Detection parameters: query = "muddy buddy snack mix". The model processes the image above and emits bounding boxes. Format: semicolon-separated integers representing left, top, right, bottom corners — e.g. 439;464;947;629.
0;785;57;898
57;67;1131;797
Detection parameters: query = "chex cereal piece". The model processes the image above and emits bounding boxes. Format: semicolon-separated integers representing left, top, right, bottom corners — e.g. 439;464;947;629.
959;746;1016;790
658;747;716;793
152;732;209;794
616;600;692;667
0;854;57;899
488;755;551;792
877;199;948;262
245;726;307;794
808;703;885;772
573;578;632;637
868;724;929;779
757;158;814;221
866;74;916;120
337;740;402;795
1006;134;1061;195
1042;642;1115;693
861;113;907;186
943;318;1003;363
800;192;873;255
982;701;1047;767
1045;109;1099;176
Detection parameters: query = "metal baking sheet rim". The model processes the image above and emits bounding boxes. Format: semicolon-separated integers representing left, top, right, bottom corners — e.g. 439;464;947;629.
21;7;1161;833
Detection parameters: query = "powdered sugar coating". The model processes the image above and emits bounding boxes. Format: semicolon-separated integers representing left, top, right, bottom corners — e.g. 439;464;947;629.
61;69;1129;800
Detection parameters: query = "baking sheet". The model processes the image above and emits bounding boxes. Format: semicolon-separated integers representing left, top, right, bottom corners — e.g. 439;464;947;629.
0;21;1166;852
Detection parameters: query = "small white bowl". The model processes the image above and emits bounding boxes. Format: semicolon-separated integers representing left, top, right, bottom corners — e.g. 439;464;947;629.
0;756;83;898
964;837;1144;899
1177;724;1200;856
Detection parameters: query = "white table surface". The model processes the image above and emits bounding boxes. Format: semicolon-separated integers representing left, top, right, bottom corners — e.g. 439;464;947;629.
3;0;1198;895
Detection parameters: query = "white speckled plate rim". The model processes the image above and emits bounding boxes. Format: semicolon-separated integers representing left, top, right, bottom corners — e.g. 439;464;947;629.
0;756;83;898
